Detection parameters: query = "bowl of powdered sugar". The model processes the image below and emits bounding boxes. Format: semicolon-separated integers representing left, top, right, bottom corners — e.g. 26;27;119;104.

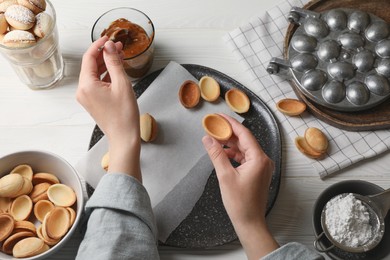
313;180;390;260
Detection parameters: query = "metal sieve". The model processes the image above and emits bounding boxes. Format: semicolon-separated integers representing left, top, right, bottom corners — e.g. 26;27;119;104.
267;7;390;112
314;189;390;253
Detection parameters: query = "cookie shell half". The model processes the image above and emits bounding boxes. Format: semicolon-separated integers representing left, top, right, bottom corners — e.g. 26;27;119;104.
0;213;14;242
12;237;48;258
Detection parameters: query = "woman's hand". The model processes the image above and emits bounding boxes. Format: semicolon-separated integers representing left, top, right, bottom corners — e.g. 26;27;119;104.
77;36;141;181
202;114;279;259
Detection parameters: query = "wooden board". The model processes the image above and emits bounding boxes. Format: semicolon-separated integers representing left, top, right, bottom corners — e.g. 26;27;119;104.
284;0;390;131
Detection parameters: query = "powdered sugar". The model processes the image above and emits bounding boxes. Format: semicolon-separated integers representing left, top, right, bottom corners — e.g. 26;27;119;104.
5;5;35;24
3;30;35;42
324;193;373;247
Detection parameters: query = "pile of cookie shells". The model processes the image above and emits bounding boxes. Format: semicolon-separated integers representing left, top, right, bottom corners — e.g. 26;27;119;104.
0;164;77;258
0;0;53;48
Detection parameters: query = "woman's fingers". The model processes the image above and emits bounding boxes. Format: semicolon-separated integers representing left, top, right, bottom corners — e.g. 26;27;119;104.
202;136;234;180
102;41;128;86
220;114;266;156
224;146;245;164
80;36;109;79
102;72;111;83
97;63;107;77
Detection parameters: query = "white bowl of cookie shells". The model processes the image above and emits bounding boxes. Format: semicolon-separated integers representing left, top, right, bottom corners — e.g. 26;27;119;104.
0;150;84;259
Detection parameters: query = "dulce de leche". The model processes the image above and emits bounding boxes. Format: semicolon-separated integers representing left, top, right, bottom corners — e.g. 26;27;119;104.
101;18;154;79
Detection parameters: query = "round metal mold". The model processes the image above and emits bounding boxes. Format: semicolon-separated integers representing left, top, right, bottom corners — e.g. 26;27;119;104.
322;80;346;103
291;53;318;72
352;50;375;72
365;21;390;42
279;7;390;111
317;40;340;61
376;39;390;58
377;59;390;77
291;34;317;53
325;9;347;31
304;17;329;38
327;62;355;81
338;32;364;50
346;81;370;105
348;10;370;33
365;74;390;96
301;70;328;91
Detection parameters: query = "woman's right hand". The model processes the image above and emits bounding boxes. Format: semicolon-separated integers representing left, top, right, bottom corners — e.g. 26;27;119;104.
202;114;279;259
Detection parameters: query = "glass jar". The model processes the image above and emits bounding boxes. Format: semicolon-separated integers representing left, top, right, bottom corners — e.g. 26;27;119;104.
0;0;64;90
91;7;155;81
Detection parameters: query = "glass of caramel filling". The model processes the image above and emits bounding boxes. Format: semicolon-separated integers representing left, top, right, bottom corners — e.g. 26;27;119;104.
91;8;155;80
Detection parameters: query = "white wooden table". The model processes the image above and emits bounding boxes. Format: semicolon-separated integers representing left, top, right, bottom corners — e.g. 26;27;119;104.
1;0;390;259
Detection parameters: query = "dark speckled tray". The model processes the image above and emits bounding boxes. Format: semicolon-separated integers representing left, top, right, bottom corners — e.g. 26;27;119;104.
88;64;282;248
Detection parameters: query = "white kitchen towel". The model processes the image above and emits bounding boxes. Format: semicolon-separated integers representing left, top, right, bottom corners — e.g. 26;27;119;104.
224;0;390;178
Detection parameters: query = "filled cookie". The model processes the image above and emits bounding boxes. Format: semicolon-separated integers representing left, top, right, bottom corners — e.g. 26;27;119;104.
4;4;35;30
0;13;8;35
32;11;51;37
0;0;18;13
2;29;35;47
17;0;46;14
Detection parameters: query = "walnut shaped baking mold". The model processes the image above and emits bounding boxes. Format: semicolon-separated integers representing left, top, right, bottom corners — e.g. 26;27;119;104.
267;7;390;112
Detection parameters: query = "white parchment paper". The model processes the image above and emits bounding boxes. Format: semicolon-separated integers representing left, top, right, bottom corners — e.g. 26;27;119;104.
75;61;243;241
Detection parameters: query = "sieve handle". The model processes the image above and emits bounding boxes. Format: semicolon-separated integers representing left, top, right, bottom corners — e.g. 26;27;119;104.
314;232;335;253
369;188;390;218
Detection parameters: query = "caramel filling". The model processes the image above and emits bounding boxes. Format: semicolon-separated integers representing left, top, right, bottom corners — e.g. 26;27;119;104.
101;18;151;58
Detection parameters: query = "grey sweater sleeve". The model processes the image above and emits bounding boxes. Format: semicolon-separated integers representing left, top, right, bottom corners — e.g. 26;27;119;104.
76;173;159;260
262;242;324;260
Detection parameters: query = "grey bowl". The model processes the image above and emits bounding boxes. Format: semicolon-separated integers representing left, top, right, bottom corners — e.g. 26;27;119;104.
313;180;390;260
